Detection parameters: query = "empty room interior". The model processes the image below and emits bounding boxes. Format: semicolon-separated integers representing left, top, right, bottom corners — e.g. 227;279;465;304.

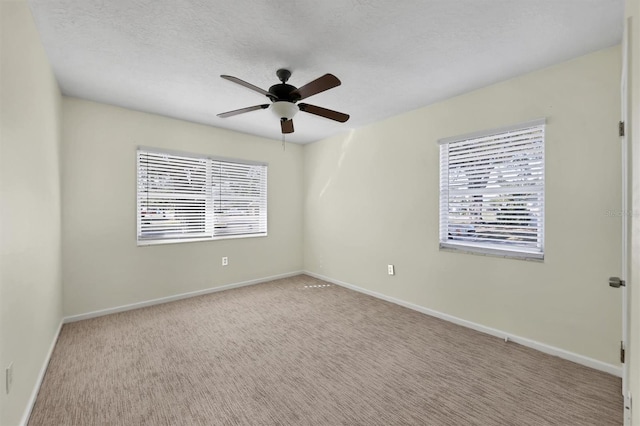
2;0;640;425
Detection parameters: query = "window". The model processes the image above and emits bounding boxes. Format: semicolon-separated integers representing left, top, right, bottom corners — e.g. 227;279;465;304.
439;119;545;260
137;148;267;245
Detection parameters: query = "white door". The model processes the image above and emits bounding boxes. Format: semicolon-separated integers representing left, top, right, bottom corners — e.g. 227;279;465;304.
620;16;631;425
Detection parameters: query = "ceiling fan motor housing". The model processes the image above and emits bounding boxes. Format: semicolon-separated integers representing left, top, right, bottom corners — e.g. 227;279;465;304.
268;83;300;102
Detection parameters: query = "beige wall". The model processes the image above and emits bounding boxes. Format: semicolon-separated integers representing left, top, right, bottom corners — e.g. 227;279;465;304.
304;46;622;366
626;0;639;423
0;1;63;425
61;98;304;316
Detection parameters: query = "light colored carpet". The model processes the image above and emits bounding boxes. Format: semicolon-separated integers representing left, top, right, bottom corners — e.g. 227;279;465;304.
29;275;622;425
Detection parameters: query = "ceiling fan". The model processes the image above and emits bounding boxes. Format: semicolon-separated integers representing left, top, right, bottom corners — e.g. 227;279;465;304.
217;69;350;134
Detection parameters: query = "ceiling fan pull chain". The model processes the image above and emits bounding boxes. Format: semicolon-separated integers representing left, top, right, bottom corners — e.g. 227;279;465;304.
282;133;286;151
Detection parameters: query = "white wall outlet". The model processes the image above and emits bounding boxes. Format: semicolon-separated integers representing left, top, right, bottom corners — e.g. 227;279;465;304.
388;264;395;275
222;256;228;266
6;362;13;394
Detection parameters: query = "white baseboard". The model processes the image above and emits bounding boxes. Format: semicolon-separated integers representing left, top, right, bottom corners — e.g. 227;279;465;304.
20;318;64;426
64;271;304;323
304;271;622;378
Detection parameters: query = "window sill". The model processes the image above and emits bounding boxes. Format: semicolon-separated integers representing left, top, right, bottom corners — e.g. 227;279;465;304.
137;233;267;246
439;242;544;262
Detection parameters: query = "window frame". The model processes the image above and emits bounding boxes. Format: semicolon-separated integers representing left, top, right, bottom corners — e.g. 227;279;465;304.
136;147;268;246
438;119;545;261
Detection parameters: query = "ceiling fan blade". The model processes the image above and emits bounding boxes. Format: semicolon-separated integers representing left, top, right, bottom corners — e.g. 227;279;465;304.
221;75;270;97
281;119;294;134
291;74;341;101
217;104;270;118
298;103;350;123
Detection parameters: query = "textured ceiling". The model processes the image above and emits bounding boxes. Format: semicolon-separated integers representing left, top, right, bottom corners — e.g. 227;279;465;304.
28;0;623;144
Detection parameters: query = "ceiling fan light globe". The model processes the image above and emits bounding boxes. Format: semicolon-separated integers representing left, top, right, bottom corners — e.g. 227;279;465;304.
271;101;299;121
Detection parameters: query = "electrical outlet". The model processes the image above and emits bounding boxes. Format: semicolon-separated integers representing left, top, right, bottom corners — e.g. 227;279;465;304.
6;362;13;394
388;264;395;275
222;256;228;266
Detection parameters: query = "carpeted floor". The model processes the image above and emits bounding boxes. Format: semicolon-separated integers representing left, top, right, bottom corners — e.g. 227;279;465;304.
29;275;622;425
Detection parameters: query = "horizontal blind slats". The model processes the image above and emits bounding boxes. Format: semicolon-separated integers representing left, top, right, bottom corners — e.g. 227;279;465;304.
449;127;543;149
439;123;544;256
137;149;267;242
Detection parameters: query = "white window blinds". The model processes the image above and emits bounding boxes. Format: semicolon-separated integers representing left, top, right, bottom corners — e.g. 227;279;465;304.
137;149;267;244
439;119;545;259
212;160;267;237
